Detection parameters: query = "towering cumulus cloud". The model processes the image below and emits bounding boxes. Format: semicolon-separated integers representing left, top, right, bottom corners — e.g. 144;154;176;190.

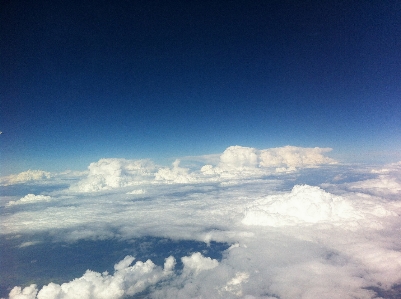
2;146;401;299
69;158;156;192
259;146;336;169
201;145;336;177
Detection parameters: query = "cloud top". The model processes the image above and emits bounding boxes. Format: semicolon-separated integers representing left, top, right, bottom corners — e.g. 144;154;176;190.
69;158;156;192
64;145;337;192
9;255;176;299
6;194;52;206
0;170;51;186
4;145;401;299
242;184;396;227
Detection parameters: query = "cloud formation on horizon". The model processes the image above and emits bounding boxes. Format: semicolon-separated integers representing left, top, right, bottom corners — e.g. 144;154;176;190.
65;145;337;192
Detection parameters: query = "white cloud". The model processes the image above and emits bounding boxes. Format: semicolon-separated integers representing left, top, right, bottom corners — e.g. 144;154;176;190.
0;170;51;186
181;252;219;275
9;255;176;299
3;146;401;299
348;175;401;196
18;241;40;248
8;284;38;299
6;194;52;206
222;272;250;296
62;145;337;192
242;184;397;228
69;158;156;192
126;189;146;195
259;146;336;169
155;159;197;183
201;145;337;178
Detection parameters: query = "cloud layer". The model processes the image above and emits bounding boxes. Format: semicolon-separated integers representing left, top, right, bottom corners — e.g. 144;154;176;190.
65;145;337;192
1;145;400;299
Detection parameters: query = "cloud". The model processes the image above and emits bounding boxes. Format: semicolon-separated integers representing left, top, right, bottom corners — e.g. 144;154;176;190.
242;184;397;228
9;255;176;299
6;194;52;206
201;145;337;178
62;145;337;192
69;158;156;192
18;241;41;248
259;146;336;169
0;170;51;186
323;161;401;198
3;146;401;299
155;159;197;184
8;284;38;299
348;174;401;196
181;252;219;275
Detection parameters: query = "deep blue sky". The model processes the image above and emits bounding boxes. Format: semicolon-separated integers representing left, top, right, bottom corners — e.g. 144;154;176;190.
1;0;401;174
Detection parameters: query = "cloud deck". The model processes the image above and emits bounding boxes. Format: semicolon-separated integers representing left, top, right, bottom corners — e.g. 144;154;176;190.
1;145;401;299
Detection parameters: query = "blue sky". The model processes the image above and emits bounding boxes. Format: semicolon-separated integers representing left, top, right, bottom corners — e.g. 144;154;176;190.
1;0;401;173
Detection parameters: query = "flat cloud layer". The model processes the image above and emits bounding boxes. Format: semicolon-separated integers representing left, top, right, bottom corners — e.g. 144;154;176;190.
1;145;401;299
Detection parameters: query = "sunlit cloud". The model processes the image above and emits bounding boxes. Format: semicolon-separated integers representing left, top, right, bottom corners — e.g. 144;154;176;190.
1;146;401;299
0;170;51;186
6;194;52;206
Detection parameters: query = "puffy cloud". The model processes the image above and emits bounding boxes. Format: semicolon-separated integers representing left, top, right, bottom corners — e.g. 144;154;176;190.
69;158;156;192
155;160;197;183
6;194;52;206
8;285;37;299
3;146;401;299
219;146;259;169
242;184;396;228
9;255;176;299
201;145;336;178
181;252;219;275
46;145;338;193
0;170;51;186
259;146;336;169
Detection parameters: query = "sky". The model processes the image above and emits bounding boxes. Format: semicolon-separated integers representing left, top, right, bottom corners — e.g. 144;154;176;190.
1;0;401;174
1;1;401;299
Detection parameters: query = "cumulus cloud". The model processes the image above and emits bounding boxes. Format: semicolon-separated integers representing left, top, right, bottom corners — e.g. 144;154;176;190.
259;145;336;169
9;255;176;299
155;159;197;183
242;184;397;228
201;145;336;178
69;158;156;192
6;194;52;206
0;170;51;186
181;252;219;275
8;284;38;299
63;145;336;192
3;146;401;299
